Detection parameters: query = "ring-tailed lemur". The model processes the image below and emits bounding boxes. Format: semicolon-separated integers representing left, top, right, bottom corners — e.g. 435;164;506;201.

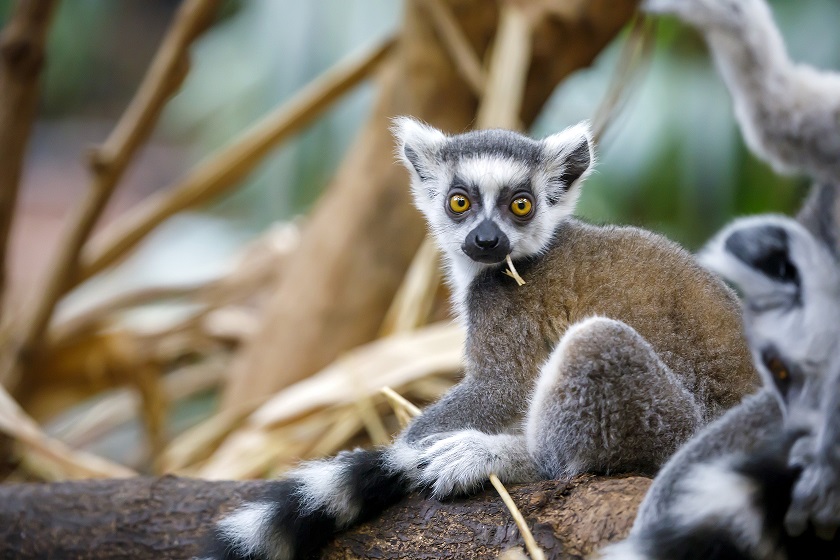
599;207;840;560
200;119;758;560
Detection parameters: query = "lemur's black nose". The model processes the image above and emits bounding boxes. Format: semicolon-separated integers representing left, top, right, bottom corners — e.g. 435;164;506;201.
463;220;510;264
475;232;499;249
473;220;501;249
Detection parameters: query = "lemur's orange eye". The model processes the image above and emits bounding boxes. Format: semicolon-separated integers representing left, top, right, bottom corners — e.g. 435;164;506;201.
510;197;532;217
449;194;470;213
767;356;789;381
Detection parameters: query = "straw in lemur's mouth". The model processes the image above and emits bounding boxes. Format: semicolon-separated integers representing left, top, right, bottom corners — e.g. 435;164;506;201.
503;254;526;286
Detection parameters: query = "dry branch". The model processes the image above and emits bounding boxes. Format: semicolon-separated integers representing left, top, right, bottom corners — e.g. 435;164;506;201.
77;37;395;284
0;382;135;480
0;475;650;559
591;16;656;143
199;322;463;479
47;284;203;346
476;2;532;130
5;0;220;396
48;220;297;349
421;0;487;96
0;0;57;321
49;359;225;451
378;237;442;337
13;221;294;468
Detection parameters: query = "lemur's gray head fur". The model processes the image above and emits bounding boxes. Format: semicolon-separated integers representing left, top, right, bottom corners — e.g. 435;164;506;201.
699;215;840;431
392;117;594;271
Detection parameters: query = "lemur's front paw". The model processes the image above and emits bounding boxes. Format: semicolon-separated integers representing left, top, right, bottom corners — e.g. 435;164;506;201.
786;460;840;539
418;430;503;498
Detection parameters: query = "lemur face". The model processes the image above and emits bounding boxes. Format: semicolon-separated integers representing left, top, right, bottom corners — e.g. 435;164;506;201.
699;216;840;431
392;117;594;267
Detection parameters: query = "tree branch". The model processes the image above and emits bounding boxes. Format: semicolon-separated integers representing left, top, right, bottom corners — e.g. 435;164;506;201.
76;36;395;285
476;1;532;130
0;475;650;559
421;0;486;96
4;0;220;394
0;0;58;322
0;382;136;480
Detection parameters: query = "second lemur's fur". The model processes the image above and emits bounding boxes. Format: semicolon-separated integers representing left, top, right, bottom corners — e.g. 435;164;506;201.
600;204;840;560
201;119;757;560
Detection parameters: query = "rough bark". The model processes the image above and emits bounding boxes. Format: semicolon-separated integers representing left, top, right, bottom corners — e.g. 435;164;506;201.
0;474;650;559
323;476;651;560
222;0;641;408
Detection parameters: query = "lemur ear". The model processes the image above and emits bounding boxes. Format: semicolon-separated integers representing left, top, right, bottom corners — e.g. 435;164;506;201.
391;116;447;188
539;121;595;205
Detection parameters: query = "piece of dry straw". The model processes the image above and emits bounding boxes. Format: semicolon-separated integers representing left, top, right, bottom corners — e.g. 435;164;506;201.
503;254;526;286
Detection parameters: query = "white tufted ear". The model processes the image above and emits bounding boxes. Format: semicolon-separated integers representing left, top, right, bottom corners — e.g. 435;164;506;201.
539;121;595;205
391;116;447;187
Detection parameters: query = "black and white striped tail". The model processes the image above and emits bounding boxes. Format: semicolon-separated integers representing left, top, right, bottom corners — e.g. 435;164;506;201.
200;448;410;560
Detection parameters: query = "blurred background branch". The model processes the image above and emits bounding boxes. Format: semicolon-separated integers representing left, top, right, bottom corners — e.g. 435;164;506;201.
0;0;57;326
77;36;394;285
5;0;220;399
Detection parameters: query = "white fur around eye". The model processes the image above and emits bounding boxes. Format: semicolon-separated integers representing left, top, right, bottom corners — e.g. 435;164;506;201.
454;156;530;214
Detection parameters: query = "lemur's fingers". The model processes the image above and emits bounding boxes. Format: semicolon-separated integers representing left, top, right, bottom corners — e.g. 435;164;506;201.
785;499;812;537
787;434;817;469
785;461;840;538
416;430;538;499
418;430;501;497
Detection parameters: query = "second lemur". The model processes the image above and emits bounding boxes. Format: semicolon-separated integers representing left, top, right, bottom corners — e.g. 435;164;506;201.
599;208;840;560
201;119;757;560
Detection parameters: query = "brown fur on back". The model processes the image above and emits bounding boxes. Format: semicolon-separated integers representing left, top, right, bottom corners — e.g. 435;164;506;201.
465;219;757;421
